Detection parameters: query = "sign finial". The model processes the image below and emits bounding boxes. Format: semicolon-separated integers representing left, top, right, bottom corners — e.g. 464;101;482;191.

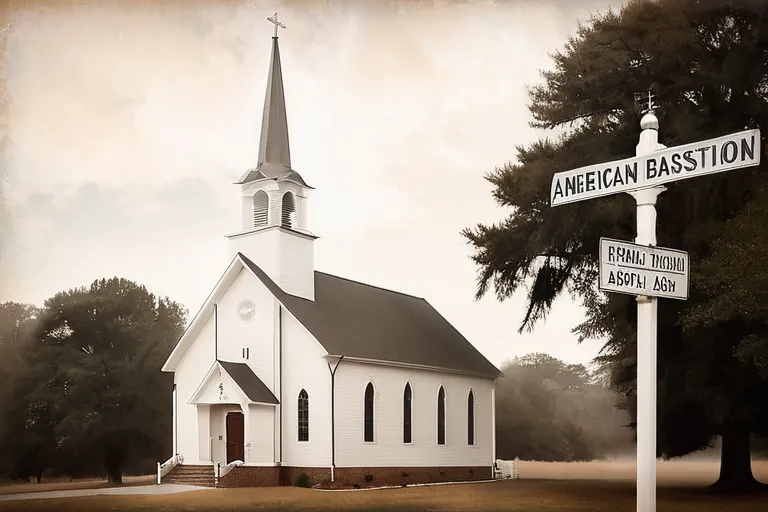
267;12;286;38
647;90;656;113
634;90;658;114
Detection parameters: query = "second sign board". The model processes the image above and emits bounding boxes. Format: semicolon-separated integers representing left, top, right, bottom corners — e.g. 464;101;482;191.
598;238;689;300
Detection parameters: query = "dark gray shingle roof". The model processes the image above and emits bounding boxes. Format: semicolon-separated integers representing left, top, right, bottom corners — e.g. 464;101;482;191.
219;360;279;404
239;254;501;378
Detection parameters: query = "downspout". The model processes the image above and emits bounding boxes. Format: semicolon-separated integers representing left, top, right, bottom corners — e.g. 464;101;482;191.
172;383;178;456
327;355;345;482
214;303;218;360
279;306;283;464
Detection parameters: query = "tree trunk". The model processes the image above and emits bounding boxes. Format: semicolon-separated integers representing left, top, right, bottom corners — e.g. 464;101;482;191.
106;465;123;485
104;439;127;485
105;450;124;485
35;470;42;484
711;428;766;493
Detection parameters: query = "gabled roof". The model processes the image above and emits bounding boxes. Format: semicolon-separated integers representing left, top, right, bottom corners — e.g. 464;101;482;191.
218;361;279;404
188;360;279;406
163;253;501;379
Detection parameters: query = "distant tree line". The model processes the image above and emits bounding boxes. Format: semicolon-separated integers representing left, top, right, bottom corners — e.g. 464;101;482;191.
495;353;634;462
0;278;186;484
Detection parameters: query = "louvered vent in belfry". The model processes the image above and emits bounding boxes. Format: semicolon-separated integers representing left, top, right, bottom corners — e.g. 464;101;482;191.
281;191;296;228
253;190;269;227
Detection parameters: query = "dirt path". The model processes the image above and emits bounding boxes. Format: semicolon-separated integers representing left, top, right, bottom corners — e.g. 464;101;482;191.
0;483;213;502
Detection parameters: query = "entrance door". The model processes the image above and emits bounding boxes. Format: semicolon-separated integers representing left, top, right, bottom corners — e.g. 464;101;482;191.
226;411;245;463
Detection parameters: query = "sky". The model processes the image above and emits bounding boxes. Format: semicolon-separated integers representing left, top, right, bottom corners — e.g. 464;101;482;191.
0;0;620;368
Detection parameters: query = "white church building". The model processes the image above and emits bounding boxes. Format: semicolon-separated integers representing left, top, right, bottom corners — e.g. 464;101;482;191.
159;16;501;488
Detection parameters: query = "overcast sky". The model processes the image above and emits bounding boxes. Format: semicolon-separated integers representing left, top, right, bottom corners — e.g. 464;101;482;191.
1;0;619;367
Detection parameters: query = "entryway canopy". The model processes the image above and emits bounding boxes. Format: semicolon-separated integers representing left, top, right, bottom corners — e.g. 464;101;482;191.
188;360;279;406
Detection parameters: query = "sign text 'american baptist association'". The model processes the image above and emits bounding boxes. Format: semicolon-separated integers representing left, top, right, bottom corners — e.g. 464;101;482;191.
551;129;760;206
598;238;689;300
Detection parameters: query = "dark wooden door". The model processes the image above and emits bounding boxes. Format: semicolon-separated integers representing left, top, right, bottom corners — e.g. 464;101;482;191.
226;412;245;463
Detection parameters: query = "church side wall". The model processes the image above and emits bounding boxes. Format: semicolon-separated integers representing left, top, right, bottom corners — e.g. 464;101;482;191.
280;309;332;469
174;316;215;464
334;361;494;469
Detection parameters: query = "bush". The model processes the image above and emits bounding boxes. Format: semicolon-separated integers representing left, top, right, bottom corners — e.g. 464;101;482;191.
294;473;310;488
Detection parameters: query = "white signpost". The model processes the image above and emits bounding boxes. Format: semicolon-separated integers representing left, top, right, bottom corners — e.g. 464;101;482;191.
599;238;689;301
549;104;761;512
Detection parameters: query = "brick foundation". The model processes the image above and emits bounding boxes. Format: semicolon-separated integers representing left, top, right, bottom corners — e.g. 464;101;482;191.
216;466;281;487
280;466;332;487
213;464;492;488
333;465;492;486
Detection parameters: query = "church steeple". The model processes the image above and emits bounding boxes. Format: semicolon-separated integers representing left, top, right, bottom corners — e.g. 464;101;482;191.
228;13;316;301
257;28;290;172
236;13;309;187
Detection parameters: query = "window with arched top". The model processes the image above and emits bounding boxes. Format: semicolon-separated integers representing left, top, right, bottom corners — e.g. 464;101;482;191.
403;383;413;444
467;389;475;446
253;190;269;227
298;389;309;442
364;382;375;443
437;386;446;445
281;191;296;229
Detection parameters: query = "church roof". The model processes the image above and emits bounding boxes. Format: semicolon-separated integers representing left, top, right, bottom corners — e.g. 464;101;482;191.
239;254;501;379
218;360;279;404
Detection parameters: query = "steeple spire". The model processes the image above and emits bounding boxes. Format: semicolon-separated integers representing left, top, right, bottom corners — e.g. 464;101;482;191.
258;14;290;173
235;13;310;188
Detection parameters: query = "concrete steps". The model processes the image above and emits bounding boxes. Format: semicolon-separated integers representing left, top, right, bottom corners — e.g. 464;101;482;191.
163;464;216;487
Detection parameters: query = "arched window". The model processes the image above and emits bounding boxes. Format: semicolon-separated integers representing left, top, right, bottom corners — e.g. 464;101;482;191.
403;383;412;444
364;382;374;442
437;385;446;445
281;191;296;229
298;389;309;442
467;389;475;445
253;190;269;227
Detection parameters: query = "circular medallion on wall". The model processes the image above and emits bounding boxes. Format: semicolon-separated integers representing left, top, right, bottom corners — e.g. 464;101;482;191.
236;298;256;322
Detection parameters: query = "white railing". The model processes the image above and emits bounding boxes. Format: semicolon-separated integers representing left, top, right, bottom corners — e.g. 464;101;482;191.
494;458;520;480
219;459;244;479
156;453;184;484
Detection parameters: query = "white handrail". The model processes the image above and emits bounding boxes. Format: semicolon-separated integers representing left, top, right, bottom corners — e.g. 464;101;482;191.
156;453;184;484
219;459;244;478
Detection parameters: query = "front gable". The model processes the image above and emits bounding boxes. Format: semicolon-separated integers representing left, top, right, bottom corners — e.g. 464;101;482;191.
163;255;279;375
190;361;250;405
188;361;279;406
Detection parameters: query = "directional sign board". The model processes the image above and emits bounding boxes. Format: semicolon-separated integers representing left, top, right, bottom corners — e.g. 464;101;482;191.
599;238;689;300
551;129;760;206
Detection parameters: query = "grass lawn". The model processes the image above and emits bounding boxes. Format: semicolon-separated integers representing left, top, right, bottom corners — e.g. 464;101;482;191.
0;460;765;511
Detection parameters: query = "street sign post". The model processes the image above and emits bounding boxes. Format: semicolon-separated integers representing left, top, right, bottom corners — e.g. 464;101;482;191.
599;238;689;301
549;108;760;512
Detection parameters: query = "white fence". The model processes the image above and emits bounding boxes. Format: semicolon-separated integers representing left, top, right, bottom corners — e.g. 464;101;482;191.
494;458;520;480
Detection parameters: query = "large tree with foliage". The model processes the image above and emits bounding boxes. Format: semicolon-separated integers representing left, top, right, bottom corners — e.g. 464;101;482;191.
463;0;768;491
19;278;187;483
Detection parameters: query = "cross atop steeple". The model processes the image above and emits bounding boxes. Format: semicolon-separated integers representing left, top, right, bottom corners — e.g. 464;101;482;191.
267;12;285;38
